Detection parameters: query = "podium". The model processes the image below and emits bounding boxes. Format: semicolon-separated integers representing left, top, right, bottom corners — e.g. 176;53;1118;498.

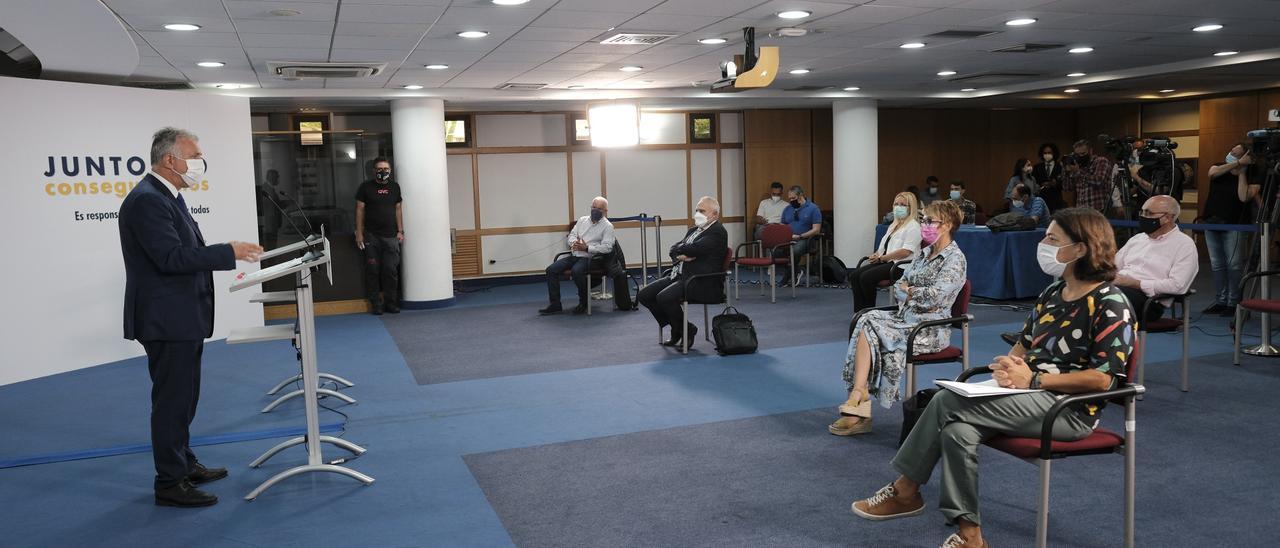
230;231;374;500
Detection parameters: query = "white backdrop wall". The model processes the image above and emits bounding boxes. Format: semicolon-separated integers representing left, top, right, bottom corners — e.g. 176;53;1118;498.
0;77;262;386
446;112;746;277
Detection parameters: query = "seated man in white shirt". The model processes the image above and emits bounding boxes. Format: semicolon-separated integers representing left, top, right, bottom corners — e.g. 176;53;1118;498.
754;182;788;240
540;196;618;315
1113;195;1199;321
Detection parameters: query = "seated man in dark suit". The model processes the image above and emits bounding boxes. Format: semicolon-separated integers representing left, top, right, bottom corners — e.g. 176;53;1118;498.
637;196;729;349
119;127;262;507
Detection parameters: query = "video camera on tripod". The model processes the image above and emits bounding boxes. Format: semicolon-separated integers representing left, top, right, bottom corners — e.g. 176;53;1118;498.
1097;134;1183;217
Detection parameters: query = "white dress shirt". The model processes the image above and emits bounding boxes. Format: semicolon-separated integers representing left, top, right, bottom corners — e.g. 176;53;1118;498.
148;169;181;198
1115;227;1199;297
566;216;615;258
876;220;921;263
756;197;788;224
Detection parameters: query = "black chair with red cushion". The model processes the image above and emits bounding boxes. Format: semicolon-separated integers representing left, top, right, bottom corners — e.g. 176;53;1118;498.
1234;270;1280;365
954;340;1144;548
1135;289;1193;392
848;279;973;395
732;223;795;303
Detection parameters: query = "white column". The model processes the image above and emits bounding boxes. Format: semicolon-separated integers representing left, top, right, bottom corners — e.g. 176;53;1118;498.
832;99;879;263
391;98;454;308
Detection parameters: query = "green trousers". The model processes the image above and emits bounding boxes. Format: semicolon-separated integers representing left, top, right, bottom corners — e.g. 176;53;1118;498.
890;389;1095;526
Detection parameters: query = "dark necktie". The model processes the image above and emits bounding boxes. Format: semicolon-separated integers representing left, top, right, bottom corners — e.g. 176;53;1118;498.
175;193;205;245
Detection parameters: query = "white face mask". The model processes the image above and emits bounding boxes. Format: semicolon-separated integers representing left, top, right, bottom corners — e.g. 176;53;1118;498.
693;211;709;227
171;157;206;187
770;195;782;203
1036;241;1078;277
1043;154;1054;162
1012;199;1025;209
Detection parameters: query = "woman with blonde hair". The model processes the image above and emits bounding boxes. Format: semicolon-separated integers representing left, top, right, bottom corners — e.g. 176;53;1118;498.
849;191;922;313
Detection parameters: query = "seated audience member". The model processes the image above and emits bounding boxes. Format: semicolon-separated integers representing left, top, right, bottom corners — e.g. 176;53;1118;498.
637;196;728;349
774;185;823;285
830;200;966;436
539;196;625;315
1033;142;1067;211
851;192;921;313
1009;183;1050;227
920;175;941;206
850;208;1135;548
754;181;787;239
948;181;977;225
1113;195;1198;321
1003;158;1039;199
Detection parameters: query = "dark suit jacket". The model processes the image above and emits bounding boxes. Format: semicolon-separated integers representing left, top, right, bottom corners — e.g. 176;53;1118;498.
119;174;235;341
1032;161;1067;210
669;221;729;303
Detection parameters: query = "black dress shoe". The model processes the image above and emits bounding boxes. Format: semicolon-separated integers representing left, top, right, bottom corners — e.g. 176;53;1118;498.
187;463;228;485
538;304;563;315
384;304;401;314
155;480;218;508
1202;303;1229;315
685;323;698;349
571;304;588;315
371;304;384;316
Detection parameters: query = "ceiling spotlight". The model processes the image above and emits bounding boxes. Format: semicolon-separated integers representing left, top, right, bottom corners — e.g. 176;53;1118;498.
1215;50;1238;56
1193;24;1223;32
424;64;449;70
1159;89;1176;93
961;88;977;92
698;37;727;45
214;83;247;89
457;30;489;38
843;86;860;91
197;61;225;68
937;70;957;76
778;10;812;19
1064;88;1080;93
789;68;811;75
1067;72;1086;77
619;65;643;72
1068;47;1094;54
1005;18;1037;26
164;23;200;31
492;0;530;4
403;84;424;90
567;85;586;89
900;42;926;49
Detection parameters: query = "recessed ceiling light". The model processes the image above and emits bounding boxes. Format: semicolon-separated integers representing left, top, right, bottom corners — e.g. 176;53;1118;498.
403;84;424;90
457;30;489;38
1064;88;1080;93
1067;72;1086;77
1193;24;1223;32
619;65;643;72
424;64;449;70
937;70;957;76
961;88;977;92
640;80;655;84
214;83;247;89
698;37;727;45
778;10;811;19
1159;89;1176;93
269;9;301;17
900;42;926;49
164;23;200;31
1215;50;1238;56
843;86;860;91
197;61;225;68
492;0;530;5
1005;18;1037;26
567;85;586;89
1068;47;1093;54
789;68;810;75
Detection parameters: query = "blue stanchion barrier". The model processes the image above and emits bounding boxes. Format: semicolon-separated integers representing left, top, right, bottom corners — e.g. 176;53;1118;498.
1108;219;1257;232
608;215;659;222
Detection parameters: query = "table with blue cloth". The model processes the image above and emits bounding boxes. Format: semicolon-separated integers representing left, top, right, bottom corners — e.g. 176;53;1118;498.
874;224;1052;300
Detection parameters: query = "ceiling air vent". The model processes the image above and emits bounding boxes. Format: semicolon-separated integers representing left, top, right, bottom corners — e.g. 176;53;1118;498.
951;72;1041;85
497;82;548;90
600;32;678;46
268;62;386;79
991;43;1063;53
927;30;999;39
121;80;193;90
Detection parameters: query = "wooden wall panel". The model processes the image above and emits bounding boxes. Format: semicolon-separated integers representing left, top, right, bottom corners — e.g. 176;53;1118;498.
744;109;813;233
1076;104;1141;143
452;234;480;277
1199;95;1261;209
1259;91;1280;126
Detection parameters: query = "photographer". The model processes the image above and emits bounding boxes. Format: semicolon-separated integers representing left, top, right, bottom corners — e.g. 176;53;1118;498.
1200;144;1259;315
1064;139;1112;214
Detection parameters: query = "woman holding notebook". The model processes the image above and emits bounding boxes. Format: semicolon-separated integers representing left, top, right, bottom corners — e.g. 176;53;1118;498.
848;207;1136;548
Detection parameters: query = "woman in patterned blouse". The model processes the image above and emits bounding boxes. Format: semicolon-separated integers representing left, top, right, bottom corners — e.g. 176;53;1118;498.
849;207;1136;548
830;200;967;436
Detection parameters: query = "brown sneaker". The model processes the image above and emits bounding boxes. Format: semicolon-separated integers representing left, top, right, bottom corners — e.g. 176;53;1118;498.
940;533;987;548
851;483;925;521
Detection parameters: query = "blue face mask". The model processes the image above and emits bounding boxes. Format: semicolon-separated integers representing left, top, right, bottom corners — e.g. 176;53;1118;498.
590;208;604;222
949;190;962;200
1226;153;1238;164
1012;199;1025;209
892;205;908;219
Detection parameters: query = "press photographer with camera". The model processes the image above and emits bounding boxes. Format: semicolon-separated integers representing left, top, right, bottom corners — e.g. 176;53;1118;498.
1200;143;1259;315
1064;139;1111;214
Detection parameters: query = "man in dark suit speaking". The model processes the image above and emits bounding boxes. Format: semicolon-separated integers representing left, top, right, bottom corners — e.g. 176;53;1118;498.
637;196;728;350
118;127;262;507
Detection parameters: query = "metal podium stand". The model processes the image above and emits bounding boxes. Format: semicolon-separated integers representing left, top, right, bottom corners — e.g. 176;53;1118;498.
231;234;374;500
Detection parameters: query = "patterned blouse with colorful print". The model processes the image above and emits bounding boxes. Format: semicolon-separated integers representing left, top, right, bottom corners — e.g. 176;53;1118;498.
1018;280;1136;417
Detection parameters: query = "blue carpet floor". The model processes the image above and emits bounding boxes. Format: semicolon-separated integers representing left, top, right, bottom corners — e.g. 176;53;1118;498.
0;277;1276;547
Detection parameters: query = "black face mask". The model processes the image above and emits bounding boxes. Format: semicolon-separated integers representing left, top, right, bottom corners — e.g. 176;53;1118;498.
1138;215;1162;234
375;170;390;182
1075;153;1090;163
789;199;801;209
590;207;604;222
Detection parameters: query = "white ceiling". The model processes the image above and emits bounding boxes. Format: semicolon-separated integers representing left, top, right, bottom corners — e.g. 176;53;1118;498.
13;0;1280;108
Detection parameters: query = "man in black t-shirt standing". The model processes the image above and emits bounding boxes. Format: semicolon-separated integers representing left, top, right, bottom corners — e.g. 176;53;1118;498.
355;157;403;314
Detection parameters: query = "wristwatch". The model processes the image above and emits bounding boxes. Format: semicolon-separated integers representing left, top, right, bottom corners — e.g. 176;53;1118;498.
1029;371;1043;390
